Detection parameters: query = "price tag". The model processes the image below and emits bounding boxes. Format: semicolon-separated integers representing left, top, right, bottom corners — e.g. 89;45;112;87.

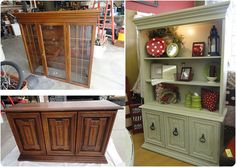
225;149;233;158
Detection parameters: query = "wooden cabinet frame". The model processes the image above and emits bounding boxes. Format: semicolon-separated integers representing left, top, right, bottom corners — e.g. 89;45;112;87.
5;101;122;163
15;10;99;88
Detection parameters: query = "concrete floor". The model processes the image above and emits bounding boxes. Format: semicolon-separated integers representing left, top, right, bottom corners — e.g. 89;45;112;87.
1;108;133;166
2;37;125;90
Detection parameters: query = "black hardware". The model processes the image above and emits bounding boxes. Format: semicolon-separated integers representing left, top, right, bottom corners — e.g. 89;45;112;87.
150;122;155;130
173;128;178;136
199;134;206;143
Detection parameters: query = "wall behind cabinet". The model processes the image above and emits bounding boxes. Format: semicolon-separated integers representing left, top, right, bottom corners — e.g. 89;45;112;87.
125;1;194;88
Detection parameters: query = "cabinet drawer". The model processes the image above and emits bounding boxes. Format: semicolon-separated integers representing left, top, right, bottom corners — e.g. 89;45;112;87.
6;113;46;155
142;109;165;146
164;114;188;154
41;112;77;155
76;111;116;156
189;118;220;163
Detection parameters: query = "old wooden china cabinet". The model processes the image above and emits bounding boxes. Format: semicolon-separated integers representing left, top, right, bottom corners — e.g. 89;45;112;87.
4;100;122;163
14;10;99;88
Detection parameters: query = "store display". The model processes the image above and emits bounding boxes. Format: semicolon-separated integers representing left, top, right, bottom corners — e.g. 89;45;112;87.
134;2;229;165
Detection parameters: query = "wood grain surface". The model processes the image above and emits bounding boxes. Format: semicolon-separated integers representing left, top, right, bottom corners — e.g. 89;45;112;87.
4;100;123;112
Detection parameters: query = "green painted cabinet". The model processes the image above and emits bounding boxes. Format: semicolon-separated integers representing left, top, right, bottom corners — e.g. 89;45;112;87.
164;114;188;154
135;1;230;165
189;118;220;163
142;109;165;147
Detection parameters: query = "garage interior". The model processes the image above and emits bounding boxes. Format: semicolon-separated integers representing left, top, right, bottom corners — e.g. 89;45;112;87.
1;1;125;90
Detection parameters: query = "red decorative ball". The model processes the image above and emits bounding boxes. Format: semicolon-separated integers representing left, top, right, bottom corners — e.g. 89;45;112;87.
146;38;166;57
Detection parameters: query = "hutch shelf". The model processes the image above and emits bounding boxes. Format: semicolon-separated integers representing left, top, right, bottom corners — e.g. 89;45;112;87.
4;100;122;163
14;10;99;88
134;2;230;166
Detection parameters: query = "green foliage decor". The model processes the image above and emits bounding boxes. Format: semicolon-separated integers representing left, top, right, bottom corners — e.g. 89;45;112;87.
148;27;184;48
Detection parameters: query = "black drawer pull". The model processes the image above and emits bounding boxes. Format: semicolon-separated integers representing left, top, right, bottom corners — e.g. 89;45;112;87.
150;122;155;130
199;134;206;143
173;128;178;136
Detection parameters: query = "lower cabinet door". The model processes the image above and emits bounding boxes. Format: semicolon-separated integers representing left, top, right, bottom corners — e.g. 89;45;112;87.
164;114;188;154
76;111;116;156
189;118;220;163
6;113;46;155
41;112;77;155
142;109;165;146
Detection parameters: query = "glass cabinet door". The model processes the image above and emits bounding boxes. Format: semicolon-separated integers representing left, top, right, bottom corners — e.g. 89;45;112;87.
22;24;43;75
70;25;93;85
41;25;66;79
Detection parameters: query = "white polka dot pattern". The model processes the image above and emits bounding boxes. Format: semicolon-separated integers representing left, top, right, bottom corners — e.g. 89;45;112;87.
146;38;166;57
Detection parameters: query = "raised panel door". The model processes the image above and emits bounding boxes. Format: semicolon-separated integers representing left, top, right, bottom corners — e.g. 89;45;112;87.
6;113;46;155
164;114;188;154
142;109;165;146
21;24;44;75
189;118;220;163
41;112;77;155
76;112;116;156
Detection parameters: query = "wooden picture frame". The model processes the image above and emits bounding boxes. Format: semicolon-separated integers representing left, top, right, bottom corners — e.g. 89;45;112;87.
180;67;192;81
192;42;205;57
134;1;158;7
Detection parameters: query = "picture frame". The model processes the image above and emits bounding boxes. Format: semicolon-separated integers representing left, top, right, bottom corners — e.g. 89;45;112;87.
180;67;192;81
192;42;205;57
151;63;162;79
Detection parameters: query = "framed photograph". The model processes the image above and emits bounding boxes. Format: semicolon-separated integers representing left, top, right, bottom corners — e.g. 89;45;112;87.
134;1;158;7
151;63;162;79
180;67;192;81
192;42;205;57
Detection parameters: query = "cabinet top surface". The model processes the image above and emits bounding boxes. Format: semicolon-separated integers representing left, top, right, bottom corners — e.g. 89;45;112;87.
14;9;100;20
4;100;122;113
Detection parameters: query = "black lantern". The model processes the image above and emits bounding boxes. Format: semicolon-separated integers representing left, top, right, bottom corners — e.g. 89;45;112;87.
208;25;220;56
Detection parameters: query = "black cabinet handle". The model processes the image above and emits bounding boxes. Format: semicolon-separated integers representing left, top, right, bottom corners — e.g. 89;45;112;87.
173;128;178;136
150;122;155;130
199;134;206;143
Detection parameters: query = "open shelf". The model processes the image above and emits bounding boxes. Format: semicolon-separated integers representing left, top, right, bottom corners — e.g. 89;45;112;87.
141;101;226;122
144;56;221;60
146;79;220;87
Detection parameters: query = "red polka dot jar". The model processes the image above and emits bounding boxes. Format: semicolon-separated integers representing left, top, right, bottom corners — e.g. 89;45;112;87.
146;38;166;57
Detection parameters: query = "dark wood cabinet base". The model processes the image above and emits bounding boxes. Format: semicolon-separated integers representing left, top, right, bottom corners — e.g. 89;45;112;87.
18;155;107;164
4;101;122;164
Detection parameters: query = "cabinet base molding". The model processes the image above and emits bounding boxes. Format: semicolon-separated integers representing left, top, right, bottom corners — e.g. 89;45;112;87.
142;142;218;166
18;154;107;164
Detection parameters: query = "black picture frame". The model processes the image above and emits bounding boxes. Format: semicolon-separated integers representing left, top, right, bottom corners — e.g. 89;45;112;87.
134;1;158;7
180;67;192;81
192;42;205;57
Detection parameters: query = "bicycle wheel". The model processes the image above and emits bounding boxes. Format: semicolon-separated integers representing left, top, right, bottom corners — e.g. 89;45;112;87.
1;61;23;90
